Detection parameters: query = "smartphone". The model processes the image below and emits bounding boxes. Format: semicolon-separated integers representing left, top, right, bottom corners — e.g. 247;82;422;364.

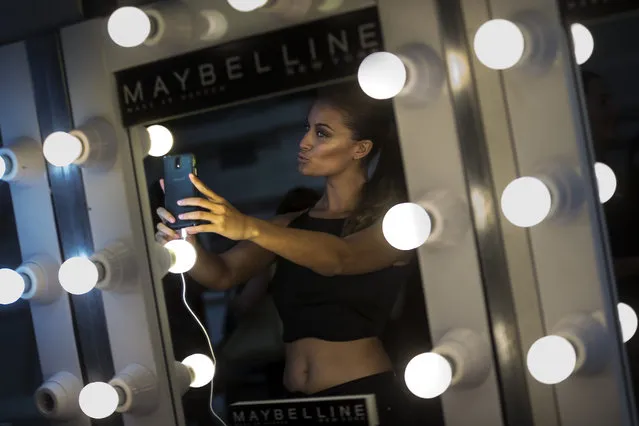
163;153;201;230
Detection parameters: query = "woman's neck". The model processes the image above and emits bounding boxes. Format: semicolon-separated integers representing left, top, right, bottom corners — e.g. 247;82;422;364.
317;168;366;214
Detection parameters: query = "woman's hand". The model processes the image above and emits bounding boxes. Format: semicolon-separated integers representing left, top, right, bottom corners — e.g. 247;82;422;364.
178;174;256;241
154;179;195;245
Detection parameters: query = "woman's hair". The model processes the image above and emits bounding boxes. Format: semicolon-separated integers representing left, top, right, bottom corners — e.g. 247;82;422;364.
276;186;321;215
315;83;408;235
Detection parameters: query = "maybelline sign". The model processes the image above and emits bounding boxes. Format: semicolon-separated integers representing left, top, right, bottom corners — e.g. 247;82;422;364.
561;0;639;20
229;395;378;426
115;8;382;127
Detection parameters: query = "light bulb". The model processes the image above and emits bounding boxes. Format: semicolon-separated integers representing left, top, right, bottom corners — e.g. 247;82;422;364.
165;239;197;274
501;177;552;228
404;352;452;399
526;335;576;385
0;155;7;179
146;125;174;157
227;0;268;12
182;354;215;388
382;203;432;250
594;162;616;203
571;23;594;65
108;7;152;48
618;302;638;343
42;132;84;167
474;19;525;70
0;268;25;305
79;382;119;419
58;257;99;295
357;52;407;100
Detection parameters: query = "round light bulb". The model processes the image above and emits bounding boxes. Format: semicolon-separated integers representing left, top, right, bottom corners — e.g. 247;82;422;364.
526;335;577;385
146;125;174;157
227;0;268;12
404;352;453;399
79;382;119;419
165;239;197;274
58;257;99;295
618;302;638;343
0;155;7;179
571;23;594;65
182;354;215;388
474;19;525;70
357;52;407;100
107;7;152;48
594;162;616;203
0;268;26;305
42;132;84;167
501;177;552;228
382;203;432;250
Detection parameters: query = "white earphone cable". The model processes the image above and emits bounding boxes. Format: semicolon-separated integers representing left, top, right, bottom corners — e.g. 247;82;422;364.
179;229;228;426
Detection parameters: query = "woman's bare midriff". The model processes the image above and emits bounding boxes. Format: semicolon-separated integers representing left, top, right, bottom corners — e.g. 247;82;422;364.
282;337;393;395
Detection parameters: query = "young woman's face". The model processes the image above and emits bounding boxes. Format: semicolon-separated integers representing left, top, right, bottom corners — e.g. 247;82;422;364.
298;102;370;177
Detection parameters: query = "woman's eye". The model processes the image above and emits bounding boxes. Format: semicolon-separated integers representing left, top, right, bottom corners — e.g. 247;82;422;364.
316;131;327;138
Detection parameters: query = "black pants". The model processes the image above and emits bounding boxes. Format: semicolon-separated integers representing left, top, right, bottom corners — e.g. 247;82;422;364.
287;372;413;426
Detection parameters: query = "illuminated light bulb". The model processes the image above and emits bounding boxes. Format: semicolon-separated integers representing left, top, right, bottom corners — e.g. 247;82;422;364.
227;0;268;12
182;354;215;388
42;132;84;167
58;257;100;295
571;23;594;65
0;268;26;305
78;382;120;419
404;352;452;399
108;7;153;48
382;203;432;250
501;177;552;228
165;239;197;274
474;19;525;70
618;303;638;343
594;162;616;203
526;335;577;385
146;125;174;157
0;155;7;179
357;52;407;100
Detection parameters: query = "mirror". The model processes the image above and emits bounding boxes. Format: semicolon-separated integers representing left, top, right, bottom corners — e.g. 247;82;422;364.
570;7;639;408
0;135;48;425
137;80;444;425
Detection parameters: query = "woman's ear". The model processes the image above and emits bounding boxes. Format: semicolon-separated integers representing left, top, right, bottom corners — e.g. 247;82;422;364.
353;139;373;160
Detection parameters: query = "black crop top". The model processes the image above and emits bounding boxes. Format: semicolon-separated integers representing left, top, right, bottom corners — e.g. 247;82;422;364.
270;211;410;343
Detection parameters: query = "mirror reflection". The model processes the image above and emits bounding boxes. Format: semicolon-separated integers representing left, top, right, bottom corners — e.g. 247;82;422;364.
0;136;48;426
572;7;639;407
141;81;443;425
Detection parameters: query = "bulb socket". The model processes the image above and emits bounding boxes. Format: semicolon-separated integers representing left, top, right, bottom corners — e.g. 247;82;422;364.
395;43;445;106
174;361;193;395
552;312;610;375
144;2;192;47
109;364;159;414
91;240;138;292
433;328;491;388
512;10;559;75
18;255;61;305
416;189;469;249
34;372;82;420
0;137;44;186
260;0;312;20
70;117;117;172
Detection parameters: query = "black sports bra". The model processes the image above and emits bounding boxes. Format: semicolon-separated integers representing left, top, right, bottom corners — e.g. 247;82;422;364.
270;211;409;343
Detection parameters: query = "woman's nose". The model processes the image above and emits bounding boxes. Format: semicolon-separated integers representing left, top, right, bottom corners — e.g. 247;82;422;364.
299;134;313;152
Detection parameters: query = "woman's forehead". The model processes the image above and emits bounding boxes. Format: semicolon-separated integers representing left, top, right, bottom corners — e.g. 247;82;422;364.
308;103;347;125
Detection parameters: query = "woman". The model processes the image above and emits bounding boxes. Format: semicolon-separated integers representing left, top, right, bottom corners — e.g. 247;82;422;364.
156;83;414;424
